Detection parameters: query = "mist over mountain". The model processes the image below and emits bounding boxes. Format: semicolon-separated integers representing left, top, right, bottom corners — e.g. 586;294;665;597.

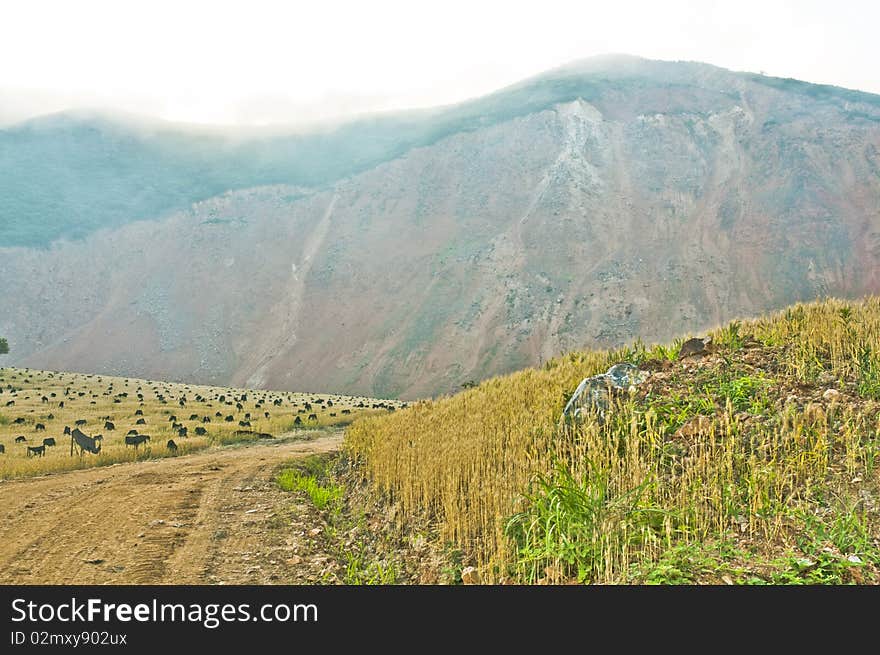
2;55;879;398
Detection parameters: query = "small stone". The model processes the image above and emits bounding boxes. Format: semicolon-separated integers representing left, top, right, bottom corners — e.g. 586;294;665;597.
461;566;479;585
822;389;841;401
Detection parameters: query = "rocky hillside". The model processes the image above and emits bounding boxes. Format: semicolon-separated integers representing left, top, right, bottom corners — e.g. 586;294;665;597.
2;56;879;398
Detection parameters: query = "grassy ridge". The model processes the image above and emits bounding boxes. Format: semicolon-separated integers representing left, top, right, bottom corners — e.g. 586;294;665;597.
346;297;880;583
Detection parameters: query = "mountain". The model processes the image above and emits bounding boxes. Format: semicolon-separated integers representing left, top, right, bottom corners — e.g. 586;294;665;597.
1;56;879;398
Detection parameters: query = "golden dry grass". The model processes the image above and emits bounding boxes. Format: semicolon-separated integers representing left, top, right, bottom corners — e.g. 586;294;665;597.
346;297;880;583
0;368;403;479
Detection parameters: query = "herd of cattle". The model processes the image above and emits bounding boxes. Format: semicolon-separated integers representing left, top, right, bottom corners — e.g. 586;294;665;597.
0;368;407;465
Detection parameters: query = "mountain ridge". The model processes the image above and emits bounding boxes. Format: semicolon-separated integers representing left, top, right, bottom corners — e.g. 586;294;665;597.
2;57;879;398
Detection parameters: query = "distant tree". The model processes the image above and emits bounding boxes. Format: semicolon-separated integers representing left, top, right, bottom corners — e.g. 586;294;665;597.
0;337;7;355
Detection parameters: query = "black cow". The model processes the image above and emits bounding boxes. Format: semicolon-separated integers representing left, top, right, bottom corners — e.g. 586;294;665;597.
294;416;302;425
194;427;207;436
75;419;87;426
63;425;71;435
127;429;139;435
166;439;178;452
27;445;46;457
238;420;251;427
202;416;211;423
15;436;26;443
42;437;56;447
0;444;5;454
104;421;115;431
125;434;151;450
35;423;46;431
308;413;318;422
135;409;144;416
136;418;147;425
71;428;102;456
13;417;25;424
225;415;234;422
177;427;188;438
189;414;199;421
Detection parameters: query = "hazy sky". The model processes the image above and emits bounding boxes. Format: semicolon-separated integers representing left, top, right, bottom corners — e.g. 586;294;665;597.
1;0;877;126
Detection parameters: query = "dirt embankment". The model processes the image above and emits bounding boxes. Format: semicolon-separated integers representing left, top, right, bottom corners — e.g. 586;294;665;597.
0;432;342;584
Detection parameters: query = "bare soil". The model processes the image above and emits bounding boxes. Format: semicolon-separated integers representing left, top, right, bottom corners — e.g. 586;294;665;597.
0;431;343;584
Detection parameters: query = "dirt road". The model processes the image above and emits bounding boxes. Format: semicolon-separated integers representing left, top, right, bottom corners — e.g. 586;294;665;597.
0;431;343;584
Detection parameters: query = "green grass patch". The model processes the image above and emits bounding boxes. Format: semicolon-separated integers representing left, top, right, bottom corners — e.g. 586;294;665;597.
277;468;344;511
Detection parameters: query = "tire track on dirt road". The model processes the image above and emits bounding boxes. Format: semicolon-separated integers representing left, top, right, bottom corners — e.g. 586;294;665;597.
0;431;343;584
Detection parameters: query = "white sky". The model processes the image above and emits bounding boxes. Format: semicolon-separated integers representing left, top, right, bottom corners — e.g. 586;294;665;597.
0;0;877;126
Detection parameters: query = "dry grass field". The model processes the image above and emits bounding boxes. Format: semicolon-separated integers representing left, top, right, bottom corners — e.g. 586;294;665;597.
0;367;403;479
346;297;880;584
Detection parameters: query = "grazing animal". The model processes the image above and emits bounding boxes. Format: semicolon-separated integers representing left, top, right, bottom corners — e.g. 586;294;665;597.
329;412;336;417
13;417;25;424
293;416;302;425
225;415;234;422
0;444;5;454
168;415;178;423
135;409;144;416
177;427;188;438
103;421;115;431
194;426;207;435
59;401;64;408
304;403;312;411
238;420;251;427
47;413;54;419
41;396;48;403
308;413;318;422
35;423;46;431
15;435;26;443
42;437;56;447
341;409;351;415
127;429;139;435
124;434;151;450
203;416;211;423
75;419;87;426
71;428;102;456
189;414;199;420
63;426;71;435
264;411;270;418
136;418;147;425
5;400;14;407
27;445;46;457
166;439;178;452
